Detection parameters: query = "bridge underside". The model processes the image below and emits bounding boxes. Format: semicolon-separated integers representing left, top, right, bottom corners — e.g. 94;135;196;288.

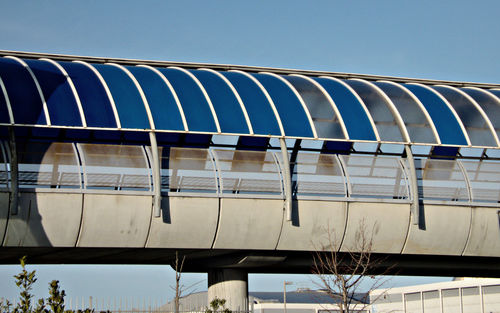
0;247;499;277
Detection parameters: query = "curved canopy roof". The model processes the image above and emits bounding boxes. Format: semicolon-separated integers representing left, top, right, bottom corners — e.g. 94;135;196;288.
0;51;499;148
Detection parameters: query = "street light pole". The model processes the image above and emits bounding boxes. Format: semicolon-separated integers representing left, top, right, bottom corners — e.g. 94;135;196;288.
284;281;292;313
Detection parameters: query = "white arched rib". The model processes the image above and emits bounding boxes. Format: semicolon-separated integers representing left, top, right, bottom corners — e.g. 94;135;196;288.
350;78;410;143
199;68;254;134
39;58;87;127
378;80;441;145
229;70;285;137
0;75;14;123
260;72;318;138
168;66;221;133
436;85;500;147
290;74;349;139
319;76;381;141
73;60;121;128
5;56;51;125
137;65;188;131
407;83;471;146
107;63;155;130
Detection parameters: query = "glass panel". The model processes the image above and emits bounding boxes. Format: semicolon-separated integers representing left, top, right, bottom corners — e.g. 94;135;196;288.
0;78;10;123
24;59;82;127
374;82;436;143
442;288;460;313
483;284;500;313
284;76;344;139
213;149;282;196
157;68;217;132
293;152;346;198
160;147;216;194
221;71;281;136
345;79;403;142
0;58;46;125
126;66;184;131
59;61;117;128
17;142;80;189
462;287;480;313
404;293;421;313
312;77;376;141
461;160;500;203
462;88;500;142
413;158;469;202
92;64;150;129
79;143;150;191
405;84;468;145
432;86;496;146
251;73;314;137
423;291;440;313
189;70;249;134
341;155;408;199
488;89;500;100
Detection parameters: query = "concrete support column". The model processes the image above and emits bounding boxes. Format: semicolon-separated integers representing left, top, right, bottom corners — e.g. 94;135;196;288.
208;269;248;312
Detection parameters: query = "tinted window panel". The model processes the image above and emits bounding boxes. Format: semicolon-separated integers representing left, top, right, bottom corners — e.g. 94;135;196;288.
405;84;467;145
158;68;217;132
345;79;403;142
221;71;281;136
462;88;500;141
0;58;46;125
93;64;150;129
190;70;249;134
0;77;11;123
59;61;117;128
374;82;436;144
25;59;82;127
285;76;344;139
252;73;314;137
313;77;376;141
432;86;496;147
127;66;184;131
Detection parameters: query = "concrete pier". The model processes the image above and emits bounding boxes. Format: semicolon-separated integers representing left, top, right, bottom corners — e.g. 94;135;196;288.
208;269;248;312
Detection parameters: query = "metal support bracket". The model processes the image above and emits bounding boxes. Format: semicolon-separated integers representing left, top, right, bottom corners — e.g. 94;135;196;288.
8;127;18;215
279;138;292;221
149;132;162;218
405;145;419;225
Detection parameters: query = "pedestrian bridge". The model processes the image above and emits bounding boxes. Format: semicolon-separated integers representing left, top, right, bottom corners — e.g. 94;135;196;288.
0;50;499;275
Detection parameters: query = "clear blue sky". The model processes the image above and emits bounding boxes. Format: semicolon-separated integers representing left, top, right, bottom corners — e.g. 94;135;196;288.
0;0;498;306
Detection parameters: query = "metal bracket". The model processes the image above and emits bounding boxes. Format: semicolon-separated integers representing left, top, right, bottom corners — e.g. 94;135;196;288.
279;138;292;221
405;145;419;225
149;132;162;218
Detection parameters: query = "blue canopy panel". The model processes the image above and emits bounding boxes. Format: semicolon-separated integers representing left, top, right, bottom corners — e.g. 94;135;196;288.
431;86;497;147
283;75;346;140
92;64;151;129
462;88;500;141
345;79;404;142
24;59;82;127
59;61;117;128
189;69;250;134
251;73;314;138
312;77;377;141
221;71;281;136
373;82;438;144
0;58;46;125
157;68;218;133
404;84;468;146
126;66;185;131
0;75;11;124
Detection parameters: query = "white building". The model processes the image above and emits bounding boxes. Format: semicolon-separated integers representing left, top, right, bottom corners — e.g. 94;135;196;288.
370;278;500;313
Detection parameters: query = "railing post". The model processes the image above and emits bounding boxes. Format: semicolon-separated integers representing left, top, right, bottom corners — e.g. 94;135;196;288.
149;132;162;218
405;145;419;225
279;138;292;221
